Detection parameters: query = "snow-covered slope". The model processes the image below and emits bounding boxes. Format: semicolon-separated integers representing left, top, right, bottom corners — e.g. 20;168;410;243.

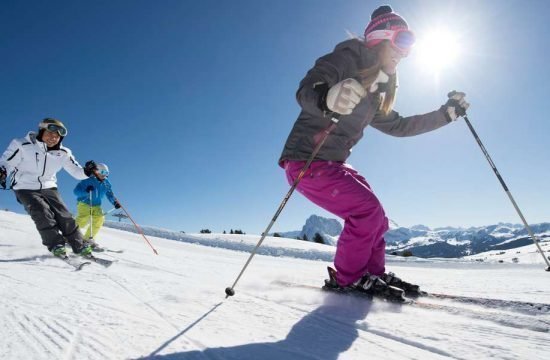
465;240;550;265
1;210;549;359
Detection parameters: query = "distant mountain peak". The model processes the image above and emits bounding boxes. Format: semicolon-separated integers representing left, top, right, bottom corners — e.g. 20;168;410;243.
410;224;431;231
302;215;342;236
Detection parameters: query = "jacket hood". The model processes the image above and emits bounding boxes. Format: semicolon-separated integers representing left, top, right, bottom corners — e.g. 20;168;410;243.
333;38;379;69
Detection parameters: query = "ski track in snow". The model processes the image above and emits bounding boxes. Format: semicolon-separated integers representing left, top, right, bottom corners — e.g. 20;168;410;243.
1;211;550;360
241;282;548;360
242;291;455;359
0;271;113;359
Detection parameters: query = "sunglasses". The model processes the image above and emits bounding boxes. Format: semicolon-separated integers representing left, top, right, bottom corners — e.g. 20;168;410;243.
366;29;416;53
44;124;68;137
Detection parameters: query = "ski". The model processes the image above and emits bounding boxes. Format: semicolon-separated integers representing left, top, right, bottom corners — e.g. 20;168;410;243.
420;292;550;314
91;247;123;254
273;280;414;304
83;254;116;268
56;255;91;271
273;280;550;316
322;282;414;304
103;248;124;254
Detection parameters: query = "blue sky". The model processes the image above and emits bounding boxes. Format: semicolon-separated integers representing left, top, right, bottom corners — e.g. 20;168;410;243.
1;0;550;234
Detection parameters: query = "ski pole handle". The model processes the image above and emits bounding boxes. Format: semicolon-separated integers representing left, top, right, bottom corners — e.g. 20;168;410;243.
447;90;467;117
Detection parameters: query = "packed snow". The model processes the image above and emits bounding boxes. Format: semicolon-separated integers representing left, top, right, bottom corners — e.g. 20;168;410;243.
1;210;549;359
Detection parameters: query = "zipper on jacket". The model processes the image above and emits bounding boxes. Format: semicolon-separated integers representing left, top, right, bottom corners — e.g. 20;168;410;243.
38;152;47;190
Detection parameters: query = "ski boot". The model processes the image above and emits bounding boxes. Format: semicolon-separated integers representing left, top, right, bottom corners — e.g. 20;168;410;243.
85;240;105;252
380;272;423;296
322;267;358;295
353;272;408;303
77;244;93;257
322;267;407;303
51;244;67;257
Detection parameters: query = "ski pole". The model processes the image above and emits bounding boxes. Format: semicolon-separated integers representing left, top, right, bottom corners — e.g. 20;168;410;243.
117;200;159;255
225;117;340;298
450;91;550;271
88;190;94;242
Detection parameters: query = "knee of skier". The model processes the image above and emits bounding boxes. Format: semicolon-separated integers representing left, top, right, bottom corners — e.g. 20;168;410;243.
353;197;387;226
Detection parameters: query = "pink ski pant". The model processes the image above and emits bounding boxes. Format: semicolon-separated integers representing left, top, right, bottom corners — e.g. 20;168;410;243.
284;160;389;286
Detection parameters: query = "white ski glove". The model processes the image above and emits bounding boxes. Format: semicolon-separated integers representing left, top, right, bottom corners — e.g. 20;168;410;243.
443;91;470;121
326;78;367;115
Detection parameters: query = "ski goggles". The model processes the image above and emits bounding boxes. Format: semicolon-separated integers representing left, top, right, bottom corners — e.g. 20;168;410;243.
42;123;68;137
366;29;416;53
98;169;109;177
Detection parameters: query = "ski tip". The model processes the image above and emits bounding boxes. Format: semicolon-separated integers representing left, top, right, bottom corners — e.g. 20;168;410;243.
75;262;92;271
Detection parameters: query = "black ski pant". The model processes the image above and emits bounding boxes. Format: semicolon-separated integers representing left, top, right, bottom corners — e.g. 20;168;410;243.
14;188;85;253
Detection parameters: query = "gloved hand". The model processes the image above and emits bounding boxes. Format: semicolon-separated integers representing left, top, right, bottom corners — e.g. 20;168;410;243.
0;166;6;189
325;78;367;115
86;185;94;193
114;200;121;209
443;91;470;122
84;160;98;177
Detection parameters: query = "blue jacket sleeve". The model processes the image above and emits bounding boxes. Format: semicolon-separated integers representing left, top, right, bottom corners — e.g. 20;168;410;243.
103;179;117;205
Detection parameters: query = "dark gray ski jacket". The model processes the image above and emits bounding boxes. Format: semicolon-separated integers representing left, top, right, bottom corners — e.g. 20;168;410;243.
279;39;451;164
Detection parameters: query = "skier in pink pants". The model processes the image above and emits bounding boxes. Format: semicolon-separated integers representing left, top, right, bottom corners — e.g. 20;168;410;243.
279;5;469;296
284;161;388;285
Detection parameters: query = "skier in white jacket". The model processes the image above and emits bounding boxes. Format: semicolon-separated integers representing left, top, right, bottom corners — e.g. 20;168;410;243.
0;118;97;257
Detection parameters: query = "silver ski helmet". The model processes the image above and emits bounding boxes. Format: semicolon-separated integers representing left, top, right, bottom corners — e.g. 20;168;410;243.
96;163;109;177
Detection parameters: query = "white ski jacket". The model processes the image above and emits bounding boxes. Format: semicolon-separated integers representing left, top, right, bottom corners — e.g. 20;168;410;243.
0;132;88;190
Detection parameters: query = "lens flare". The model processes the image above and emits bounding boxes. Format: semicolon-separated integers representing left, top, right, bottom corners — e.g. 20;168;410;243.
414;29;460;72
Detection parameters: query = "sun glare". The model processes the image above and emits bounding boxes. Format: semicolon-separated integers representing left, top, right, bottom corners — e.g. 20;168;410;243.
414;29;460;72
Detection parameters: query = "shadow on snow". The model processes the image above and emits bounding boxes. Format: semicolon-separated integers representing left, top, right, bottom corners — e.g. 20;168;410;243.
141;293;377;360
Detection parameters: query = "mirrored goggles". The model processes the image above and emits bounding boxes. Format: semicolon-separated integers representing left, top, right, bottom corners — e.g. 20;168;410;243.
98;169;109;177
366;29;416;53
44;124;68;137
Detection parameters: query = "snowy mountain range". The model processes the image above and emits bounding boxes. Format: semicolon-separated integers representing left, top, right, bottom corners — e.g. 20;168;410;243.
385;222;550;258
276;215;550;259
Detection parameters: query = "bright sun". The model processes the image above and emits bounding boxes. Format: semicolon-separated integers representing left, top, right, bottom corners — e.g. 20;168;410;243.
414;29;460;72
